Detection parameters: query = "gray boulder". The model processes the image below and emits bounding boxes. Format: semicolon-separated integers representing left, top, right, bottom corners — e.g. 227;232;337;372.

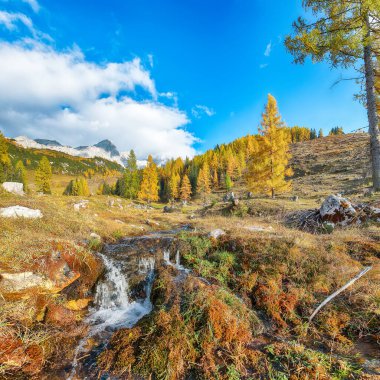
320;195;356;226
223;192;236;202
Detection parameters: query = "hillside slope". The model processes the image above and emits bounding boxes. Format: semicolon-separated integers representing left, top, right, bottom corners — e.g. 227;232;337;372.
6;138;123;176
291;133;371;196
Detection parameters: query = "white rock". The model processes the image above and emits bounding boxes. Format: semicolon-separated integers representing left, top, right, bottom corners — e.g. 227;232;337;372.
320;194;357;226
208;229;226;239
0;271;52;291
0;206;42;219
90;232;101;240
74;200;89;211
320;195;356;218
2;182;24;196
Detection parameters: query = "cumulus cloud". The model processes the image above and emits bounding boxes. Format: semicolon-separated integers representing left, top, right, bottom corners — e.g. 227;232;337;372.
191;105;215;118
0;41;196;159
264;41;272;57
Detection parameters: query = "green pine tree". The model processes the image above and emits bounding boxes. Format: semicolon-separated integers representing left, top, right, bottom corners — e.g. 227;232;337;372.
14;160;28;192
115;150;140;199
225;174;233;191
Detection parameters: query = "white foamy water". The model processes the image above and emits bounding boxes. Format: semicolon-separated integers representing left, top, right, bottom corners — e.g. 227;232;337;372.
68;254;155;379
89;254;154;331
163;249;189;272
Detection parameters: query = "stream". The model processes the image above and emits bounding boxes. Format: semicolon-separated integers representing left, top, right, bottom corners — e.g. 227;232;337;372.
68;228;189;380
66;227;379;379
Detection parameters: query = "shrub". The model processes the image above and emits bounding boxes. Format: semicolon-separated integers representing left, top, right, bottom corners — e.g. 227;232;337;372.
63;177;90;196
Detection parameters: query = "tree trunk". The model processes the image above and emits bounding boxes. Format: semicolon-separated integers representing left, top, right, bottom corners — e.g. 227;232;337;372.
364;16;380;190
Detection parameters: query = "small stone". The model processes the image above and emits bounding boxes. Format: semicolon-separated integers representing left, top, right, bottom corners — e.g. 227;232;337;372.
223;192;235;202
51;250;61;260
146;219;160;227
73;200;89;211
90;232;101;241
163;206;177;213
208;229;226;239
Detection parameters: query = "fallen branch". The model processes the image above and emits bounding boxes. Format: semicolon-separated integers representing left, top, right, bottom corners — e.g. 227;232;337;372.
309;266;372;322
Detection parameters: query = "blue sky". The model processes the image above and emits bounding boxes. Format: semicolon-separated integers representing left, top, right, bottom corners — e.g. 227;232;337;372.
0;0;367;158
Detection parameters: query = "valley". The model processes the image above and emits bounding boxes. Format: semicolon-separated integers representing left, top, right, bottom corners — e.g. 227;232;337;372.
0;133;379;379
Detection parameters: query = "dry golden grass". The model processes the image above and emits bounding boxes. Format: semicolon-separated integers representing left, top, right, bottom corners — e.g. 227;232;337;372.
0;133;379;378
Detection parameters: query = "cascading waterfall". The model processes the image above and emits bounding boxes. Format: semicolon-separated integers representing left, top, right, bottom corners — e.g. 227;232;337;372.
68;253;155;379
88;253;155;331
163;249;189;272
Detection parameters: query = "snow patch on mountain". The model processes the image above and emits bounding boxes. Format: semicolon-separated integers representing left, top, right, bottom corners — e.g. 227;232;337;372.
14;136;135;166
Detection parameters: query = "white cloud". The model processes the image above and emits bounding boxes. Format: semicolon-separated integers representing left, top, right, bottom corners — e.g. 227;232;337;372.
191;104;215;118
148;53;154;68
159;91;178;107
0;41;197;160
264;41;272;57
0;11;51;40
0;11;33;31
259;63;269;69
21;0;40;12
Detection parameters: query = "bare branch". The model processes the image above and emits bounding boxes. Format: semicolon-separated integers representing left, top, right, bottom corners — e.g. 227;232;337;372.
309;266;372;322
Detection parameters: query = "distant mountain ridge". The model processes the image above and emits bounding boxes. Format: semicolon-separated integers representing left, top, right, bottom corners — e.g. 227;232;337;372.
13;136;146;167
94;140;120;157
34;139;63;147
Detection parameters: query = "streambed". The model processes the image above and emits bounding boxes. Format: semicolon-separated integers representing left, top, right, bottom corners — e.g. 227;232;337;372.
68;228;189;380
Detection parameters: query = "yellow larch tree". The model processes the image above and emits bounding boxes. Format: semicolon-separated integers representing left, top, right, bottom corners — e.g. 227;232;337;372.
180;174;192;201
35;156;52;194
0;132;12;183
246;94;293;198
196;163;211;199
138;155;159;203
168;173;180;201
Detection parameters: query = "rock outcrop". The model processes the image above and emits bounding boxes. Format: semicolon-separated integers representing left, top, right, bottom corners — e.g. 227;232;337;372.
286;194;380;232
0;272;52;291
1;182;25;196
320;194;380;226
0;206;42;218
